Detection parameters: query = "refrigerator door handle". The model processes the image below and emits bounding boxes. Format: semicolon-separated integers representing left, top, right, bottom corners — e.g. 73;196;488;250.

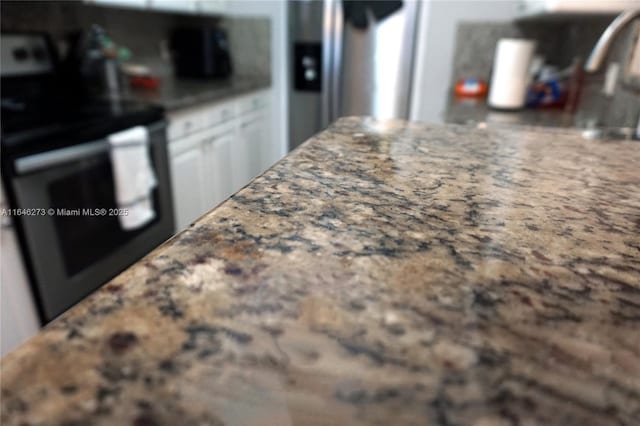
321;0;343;128
332;0;344;124
321;0;333;128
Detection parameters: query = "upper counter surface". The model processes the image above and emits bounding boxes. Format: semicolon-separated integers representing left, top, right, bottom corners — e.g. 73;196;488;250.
2;118;639;425
128;75;271;111
445;95;577;128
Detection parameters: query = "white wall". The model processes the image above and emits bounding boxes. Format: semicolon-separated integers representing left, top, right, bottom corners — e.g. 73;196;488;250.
410;0;519;123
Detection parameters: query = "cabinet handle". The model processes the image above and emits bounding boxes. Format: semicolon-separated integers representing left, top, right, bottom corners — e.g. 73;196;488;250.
241;118;262;129
205;129;235;143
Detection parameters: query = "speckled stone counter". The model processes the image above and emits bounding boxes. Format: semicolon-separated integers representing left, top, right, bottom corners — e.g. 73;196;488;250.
128;75;271;111
445;96;577;128
2;117;639;426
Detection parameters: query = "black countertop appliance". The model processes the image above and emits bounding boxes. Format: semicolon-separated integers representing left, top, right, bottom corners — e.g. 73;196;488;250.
170;27;232;79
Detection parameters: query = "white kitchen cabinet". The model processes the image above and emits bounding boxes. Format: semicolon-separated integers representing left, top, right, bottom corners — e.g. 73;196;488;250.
237;90;270;115
1;185;40;356
169;134;208;231
236;109;270;183
167;106;206;141
235;90;274;178
169;122;237;232
259;104;278;170
167;91;274;233
231;120;252;191
202;101;236;131
202;124;236;207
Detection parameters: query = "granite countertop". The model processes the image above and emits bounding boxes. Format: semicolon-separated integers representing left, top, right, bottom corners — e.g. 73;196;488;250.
127;75;271;111
446;96;578;128
2;118;639;425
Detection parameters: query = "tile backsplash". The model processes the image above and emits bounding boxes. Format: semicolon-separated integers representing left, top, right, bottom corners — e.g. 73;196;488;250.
220;17;271;79
451;17;640;128
0;0;271;79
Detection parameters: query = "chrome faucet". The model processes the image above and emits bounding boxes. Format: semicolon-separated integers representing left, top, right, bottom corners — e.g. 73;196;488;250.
585;10;640;72
584;10;640;140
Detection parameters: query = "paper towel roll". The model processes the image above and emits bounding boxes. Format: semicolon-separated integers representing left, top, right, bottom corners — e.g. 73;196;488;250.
488;39;536;110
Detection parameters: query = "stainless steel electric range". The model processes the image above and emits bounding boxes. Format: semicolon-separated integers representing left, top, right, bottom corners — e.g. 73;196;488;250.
1;32;174;323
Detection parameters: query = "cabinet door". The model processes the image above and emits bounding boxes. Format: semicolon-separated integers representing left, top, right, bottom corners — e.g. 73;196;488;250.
170;145;207;231
236;112;268;186
201;127;235;209
236;91;276;175
258;106;276;171
231;121;252;192
208;130;235;205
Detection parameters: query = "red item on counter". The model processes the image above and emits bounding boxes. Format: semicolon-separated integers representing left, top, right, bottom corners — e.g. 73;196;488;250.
454;79;488;97
129;75;161;90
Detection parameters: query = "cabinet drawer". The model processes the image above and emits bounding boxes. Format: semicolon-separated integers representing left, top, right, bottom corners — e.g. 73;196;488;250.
170;120;236;157
238;109;267;129
169;132;204;157
200;120;236;142
167;108;206;140
237;91;270;115
202;102;236;129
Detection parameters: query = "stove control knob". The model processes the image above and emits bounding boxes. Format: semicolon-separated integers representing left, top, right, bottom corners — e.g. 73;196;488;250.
12;47;29;61
32;46;46;61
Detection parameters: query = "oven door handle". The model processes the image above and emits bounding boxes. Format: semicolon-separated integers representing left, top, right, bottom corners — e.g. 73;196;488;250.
16;139;109;175
14;121;166;175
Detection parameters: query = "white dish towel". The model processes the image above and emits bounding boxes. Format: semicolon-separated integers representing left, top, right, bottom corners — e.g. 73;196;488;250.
108;126;157;231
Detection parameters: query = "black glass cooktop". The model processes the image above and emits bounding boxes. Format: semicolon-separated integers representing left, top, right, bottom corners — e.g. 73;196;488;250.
1;95;164;159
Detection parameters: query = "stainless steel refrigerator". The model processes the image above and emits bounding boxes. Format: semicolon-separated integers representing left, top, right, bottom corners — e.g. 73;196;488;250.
288;0;420;150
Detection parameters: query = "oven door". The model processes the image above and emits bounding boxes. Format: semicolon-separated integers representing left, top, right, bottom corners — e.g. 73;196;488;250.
11;121;174;322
